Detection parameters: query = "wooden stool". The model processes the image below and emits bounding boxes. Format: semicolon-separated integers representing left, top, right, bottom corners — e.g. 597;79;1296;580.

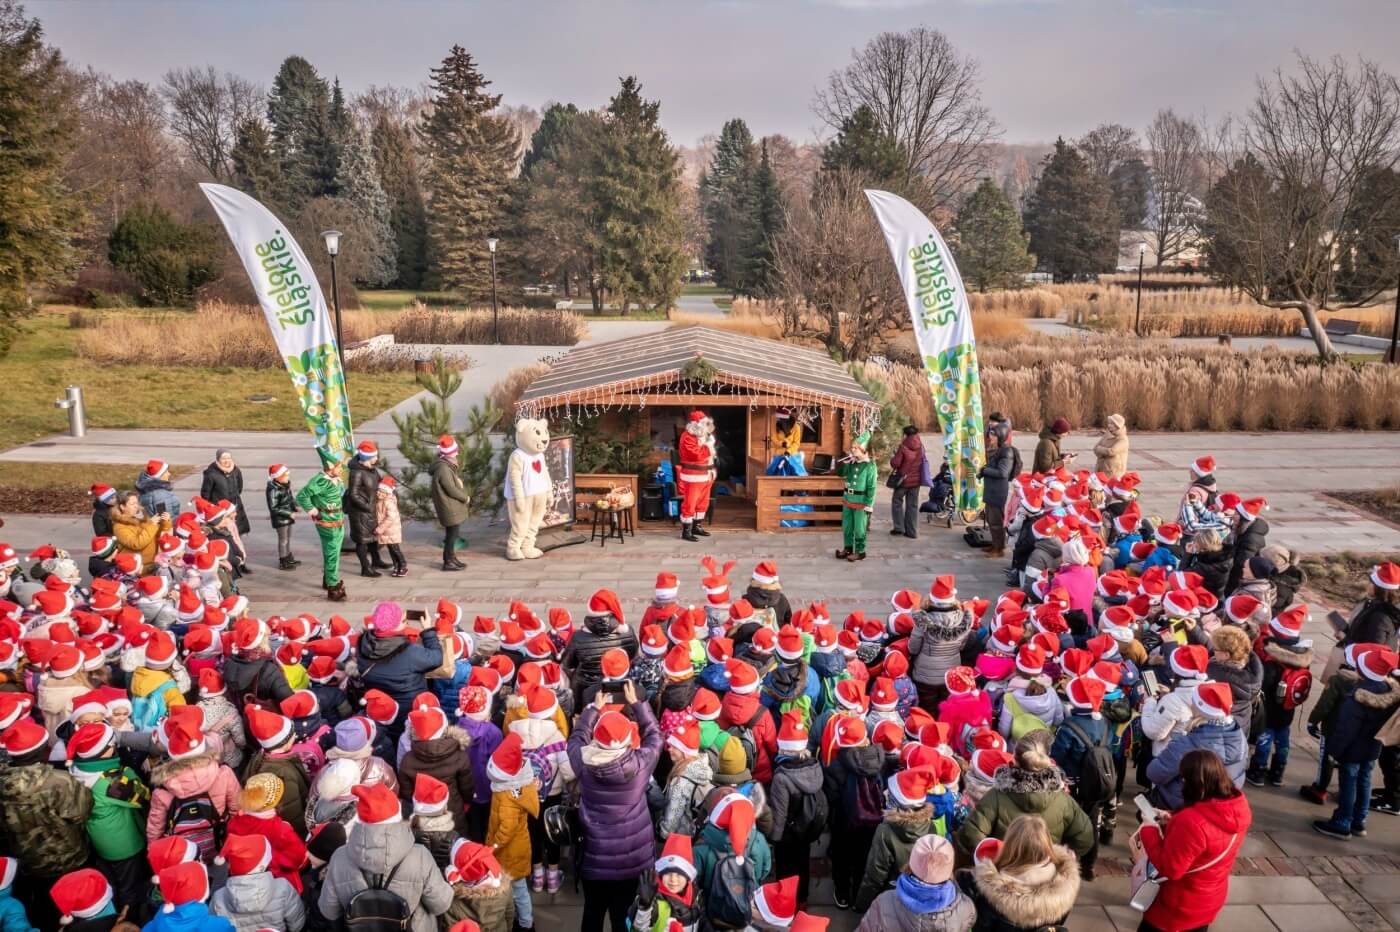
589;505;632;547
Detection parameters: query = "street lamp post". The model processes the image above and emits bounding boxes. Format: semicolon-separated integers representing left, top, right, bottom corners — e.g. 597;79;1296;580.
1390;235;1400;364
321;229;344;370
487;237;500;345
1134;242;1146;337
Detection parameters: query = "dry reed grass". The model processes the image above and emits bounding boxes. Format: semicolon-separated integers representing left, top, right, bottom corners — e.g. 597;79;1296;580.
488;361;552;416
388;303;586;346
669;302;784;339
966;289;1064;318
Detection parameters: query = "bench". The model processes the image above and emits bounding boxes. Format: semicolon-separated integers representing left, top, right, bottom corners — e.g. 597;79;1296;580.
1324;318;1361;337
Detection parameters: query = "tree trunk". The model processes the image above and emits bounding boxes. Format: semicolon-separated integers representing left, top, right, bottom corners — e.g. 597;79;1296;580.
1297;302;1335;358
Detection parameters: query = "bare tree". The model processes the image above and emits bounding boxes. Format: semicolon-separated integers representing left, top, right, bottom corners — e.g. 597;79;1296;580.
1076;123;1140;177
66;73;177;233
1145;109;1206;268
773;168;905;358
161;66;261;181
814;28;999;210
1205;54;1400;357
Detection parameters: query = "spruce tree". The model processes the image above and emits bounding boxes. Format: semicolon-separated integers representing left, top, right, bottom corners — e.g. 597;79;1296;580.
231;118;288;205
744;141;784;297
1024;139;1119;281
266;55;331;204
369;112;428;288
419;46;519;296
701;119;757;291
820;105;904;186
521;102;580;176
0;0;80;354
953;179;1034;291
337;123;398;287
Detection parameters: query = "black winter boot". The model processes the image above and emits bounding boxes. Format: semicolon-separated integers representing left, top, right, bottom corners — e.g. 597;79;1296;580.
278;556;297;571
356;542;381;577
681;523;698;542
692;520;710;537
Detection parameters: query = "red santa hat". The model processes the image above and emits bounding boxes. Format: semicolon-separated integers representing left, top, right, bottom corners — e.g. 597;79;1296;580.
654;572;679;601
945;665;978;696
663;644;694;680
834;678;867;713
217;833;274;877
591;711;637;751
873;720;903;753
639;625;667;657
1155;523;1183;546
1059;648;1093;678
47;644;83;679
971;748;1015;784
600;648;631;682
1358;647;1400;683
156;861;209;912
1190;455;1216;477
1169;644;1211;680
974;837;1004;865
1191;681;1234;720
0;694;31;732
361;689;400;724
410;703;449;743
1;720;47;758
1237;497;1267;520
986;625;1023;655
928;575;958;607
869;676;898;712
586;589;624;627
1015;643;1046;677
754;875;799;927
776;710;809;754
51;868;114;925
835;716;868;749
468;667;501;696
724;658;759;695
412;772;451;816
1066;676;1107;717
446;840;502;887
1220;594;1261;626
1091;660;1123;687
67;721;115;762
1371;561;1400;591
749;627;777;657
667;720;702;756
709;793;756;864
888;767;934;808
1270;604;1309;639
691;688;722;722
730;599;755;624
522;685;558;722
145;458;169;478
1161;588;1199;619
352;783;403;825
776;625;804;662
437;434;458;457
197;668;226;699
654;833;697;882
751;561;779;585
231;618;268;653
890;588;921;613
247;708;293;749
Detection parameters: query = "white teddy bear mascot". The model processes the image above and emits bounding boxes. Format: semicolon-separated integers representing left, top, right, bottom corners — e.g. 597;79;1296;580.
504;417;552;561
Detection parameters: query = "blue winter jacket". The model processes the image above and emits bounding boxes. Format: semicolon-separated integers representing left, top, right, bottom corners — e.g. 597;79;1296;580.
135;472;182;518
141;901;236;932
1140;545;1181;572
1327;678;1400;765
430;658;473;710
760;661;822;717
1050;711;1109;792
1109;533;1142;568
0;888;35;932
356;629;444;708
699;661;730;695
1146;719;1247;810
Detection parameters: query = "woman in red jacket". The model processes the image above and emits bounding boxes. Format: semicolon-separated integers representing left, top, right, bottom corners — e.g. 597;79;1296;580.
1137;749;1251;932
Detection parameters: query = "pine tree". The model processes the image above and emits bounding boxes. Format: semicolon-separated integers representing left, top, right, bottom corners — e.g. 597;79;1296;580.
820;105;904;186
701;119;757;291
513;109;605;305
588;77;686;313
266;56;330;204
231;118;288;205
337;123;397;287
419;46;519;296
953;179;1034;291
0;0;80;354
521;102;580;176
369;112;428;288
744;141;784;297
1023;139;1119;281
390;356;503;520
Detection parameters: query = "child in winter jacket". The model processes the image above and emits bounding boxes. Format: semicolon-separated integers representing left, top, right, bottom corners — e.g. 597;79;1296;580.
265;463;299;571
0;858;32;932
1049;677;1111;875
854;768;941;912
195;670;246;772
457;686;502;843
224;773;308;894
484;734;539;931
443;841;515;932
147;719;241;844
1249;607;1315;787
129;632;186;731
505;687;573;893
880;651;918;720
146;861;235;932
240;709;310;838
306;657;354;727
629;835;704;932
37;649;92;737
375;476;408;577
1313;647;1400;839
209;832;306;932
940;667;994;756
821;719;885;909
280;690;333;779
67;721;151;911
1301;646;1366;803
651;721;714;840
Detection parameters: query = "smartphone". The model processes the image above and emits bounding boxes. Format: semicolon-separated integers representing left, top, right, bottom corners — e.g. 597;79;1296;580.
1327;611;1349;635
1134;794;1158;825
1142;670;1160;696
404;609;426;630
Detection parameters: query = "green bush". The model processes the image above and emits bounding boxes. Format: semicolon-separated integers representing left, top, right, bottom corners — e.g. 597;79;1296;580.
107;203;222;307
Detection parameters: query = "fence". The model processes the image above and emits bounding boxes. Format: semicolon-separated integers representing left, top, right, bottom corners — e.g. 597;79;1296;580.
754;475;847;532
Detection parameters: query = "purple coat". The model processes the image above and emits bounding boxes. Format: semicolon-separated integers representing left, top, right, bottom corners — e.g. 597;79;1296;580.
457;716;502;806
567;701;663;881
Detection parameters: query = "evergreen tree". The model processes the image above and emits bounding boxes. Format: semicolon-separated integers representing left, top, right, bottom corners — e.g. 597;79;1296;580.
0;0;80;354
369;112;428;288
418;46;519;296
744;141;784;297
953;179;1034;291
391;355;503;520
231;118;288;205
1023;139;1119;281
513;109;605;305
266;55;331;204
521;102;580;176
701;119;757;291
1109;157;1151;229
588;77;686;313
337;123;398;287
820;104;904;186
107;202;221;306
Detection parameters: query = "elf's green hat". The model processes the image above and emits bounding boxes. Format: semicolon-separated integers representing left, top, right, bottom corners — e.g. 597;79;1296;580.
854;431;872;449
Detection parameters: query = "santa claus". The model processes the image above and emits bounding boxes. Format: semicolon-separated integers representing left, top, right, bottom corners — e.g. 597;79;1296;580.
677;409;716;541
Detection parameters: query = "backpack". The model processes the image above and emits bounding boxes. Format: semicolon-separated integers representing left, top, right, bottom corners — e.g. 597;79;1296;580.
1002;694;1050;741
842;767;885;828
785;781;829;843
164;792;223;863
1061;718;1116;805
725;709;766;772
345;857;411;931
130;680;171;731
964;525;993;549
705;850;757;929
1277;666;1313;711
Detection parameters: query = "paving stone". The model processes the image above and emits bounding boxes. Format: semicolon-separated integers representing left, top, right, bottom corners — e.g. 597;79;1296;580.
1345;874;1400;903
1070;905;1122;931
1262;903;1363;931
1228;876;1330;905
1241;834;1288;858
1109;904;1278;932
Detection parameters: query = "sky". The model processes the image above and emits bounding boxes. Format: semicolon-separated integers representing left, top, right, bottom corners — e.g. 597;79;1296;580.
28;0;1400;148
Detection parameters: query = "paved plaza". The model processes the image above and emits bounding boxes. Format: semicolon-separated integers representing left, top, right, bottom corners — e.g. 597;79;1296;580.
1;427;1399;928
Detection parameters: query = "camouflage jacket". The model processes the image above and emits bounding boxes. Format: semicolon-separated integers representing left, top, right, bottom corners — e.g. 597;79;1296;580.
0;762;93;875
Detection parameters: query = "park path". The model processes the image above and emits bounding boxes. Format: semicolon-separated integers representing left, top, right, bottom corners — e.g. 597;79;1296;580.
1022;316;1375;355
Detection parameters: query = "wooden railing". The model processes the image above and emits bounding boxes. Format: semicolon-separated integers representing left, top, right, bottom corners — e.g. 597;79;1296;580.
575;473;639;527
755;474;847;532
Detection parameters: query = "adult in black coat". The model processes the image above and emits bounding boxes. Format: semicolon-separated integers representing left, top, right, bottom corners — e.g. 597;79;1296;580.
345;449;389;576
1181;528;1233;600
561;595;640;712
224;625;294;709
1342;580;1400;652
200;449;251;535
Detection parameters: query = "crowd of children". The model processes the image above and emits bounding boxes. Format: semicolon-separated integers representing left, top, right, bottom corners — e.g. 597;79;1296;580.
0;450;1389;931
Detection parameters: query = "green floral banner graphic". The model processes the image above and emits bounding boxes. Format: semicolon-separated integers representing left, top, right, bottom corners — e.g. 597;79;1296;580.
201;183;354;465
865;190;986;512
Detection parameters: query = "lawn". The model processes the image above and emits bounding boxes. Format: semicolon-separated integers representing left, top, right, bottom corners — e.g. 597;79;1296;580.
680;282;724;296
0;310;422;451
0;461;195;514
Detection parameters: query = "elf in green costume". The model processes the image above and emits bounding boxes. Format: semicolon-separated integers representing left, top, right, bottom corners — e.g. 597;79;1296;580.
837;430;877;562
296;459;348;602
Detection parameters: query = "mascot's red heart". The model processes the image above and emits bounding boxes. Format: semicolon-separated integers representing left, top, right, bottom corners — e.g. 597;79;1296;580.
531;461;542;473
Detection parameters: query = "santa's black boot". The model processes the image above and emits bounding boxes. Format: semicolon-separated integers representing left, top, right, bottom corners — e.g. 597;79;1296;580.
693;520;710;537
681;522;698;542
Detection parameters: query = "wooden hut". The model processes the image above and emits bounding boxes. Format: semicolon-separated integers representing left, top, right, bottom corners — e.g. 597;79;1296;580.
516;326;881;532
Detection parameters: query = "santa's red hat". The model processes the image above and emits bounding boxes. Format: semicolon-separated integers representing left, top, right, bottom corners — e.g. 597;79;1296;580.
986;625;1022;655
446;840;501;886
600;648;630;682
888;767;934;807
654;572;679;601
776;710;808;754
1;720;47;758
67;722;114;762
1223;594;1261;625
1371;561;1400;591
928;575;958;606
410;703;448;743
279;690;317;720
971;748;1014;784
147;836;198;881
197;668;226;698
48;644;82;679
710;792;756;864
591;711;636;751
754;875;798;927
639;624;667;657
724;658;759;695
667;720;701;755
488;733;527;782
835;716;868;749
749;627;776;656
1169;644;1210;680
1238;497;1268;521
1191;681;1233;719
156;861;209;912
691;688;722;721
413;773;450;816
1359;647;1400;683
361;689;400;724
1066;676;1107;716
1015;643;1046;677
1161;588;1199;619
730;599;755;623
663;644;694;680
869;677;897;712
352;783;403;825
974;837;1004;865
654;832;697;881
586;589;624;626
776;625;804;662
231;618;268;653
247;708;293;749
1190;455;1215;477
217;833;273;877
751;561;779;585
51;868;113;925
944;665;978;696
890;588;920;613
1270;604;1308;639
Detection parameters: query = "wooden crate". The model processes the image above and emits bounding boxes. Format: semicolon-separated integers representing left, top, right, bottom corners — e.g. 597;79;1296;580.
575;473;640;527
755;475;847;532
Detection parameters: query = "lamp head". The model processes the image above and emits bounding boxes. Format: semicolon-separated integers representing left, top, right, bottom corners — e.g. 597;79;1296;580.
487;237;499;254
321;230;342;257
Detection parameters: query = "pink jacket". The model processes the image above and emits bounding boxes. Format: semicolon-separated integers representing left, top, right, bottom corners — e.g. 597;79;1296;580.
146;752;242;840
375;492;402;545
1051;563;1096;617
940;690;994;756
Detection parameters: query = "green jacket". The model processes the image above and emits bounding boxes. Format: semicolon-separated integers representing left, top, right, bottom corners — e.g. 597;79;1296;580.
295;471;344;521
956;765;1094;862
73;757;149;862
855;805;938;912
243;752;311;839
0;762;93;876
443;880;515;932
430;458;471;529
692;819;772;890
841;459;877;508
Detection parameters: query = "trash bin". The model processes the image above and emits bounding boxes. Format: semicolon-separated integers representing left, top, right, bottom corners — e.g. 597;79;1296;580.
640;484;665;521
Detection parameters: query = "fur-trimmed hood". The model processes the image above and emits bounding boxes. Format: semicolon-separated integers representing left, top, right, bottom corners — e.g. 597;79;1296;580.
914;608;971;643
150;751;221;787
970;845;1080;927
1264;640;1314;669
453;874;515;899
1354;679;1400;710
882;803;935;838
991;765;1068;808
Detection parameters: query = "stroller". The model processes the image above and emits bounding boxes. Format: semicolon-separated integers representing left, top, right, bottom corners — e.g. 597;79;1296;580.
920;461;957;527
